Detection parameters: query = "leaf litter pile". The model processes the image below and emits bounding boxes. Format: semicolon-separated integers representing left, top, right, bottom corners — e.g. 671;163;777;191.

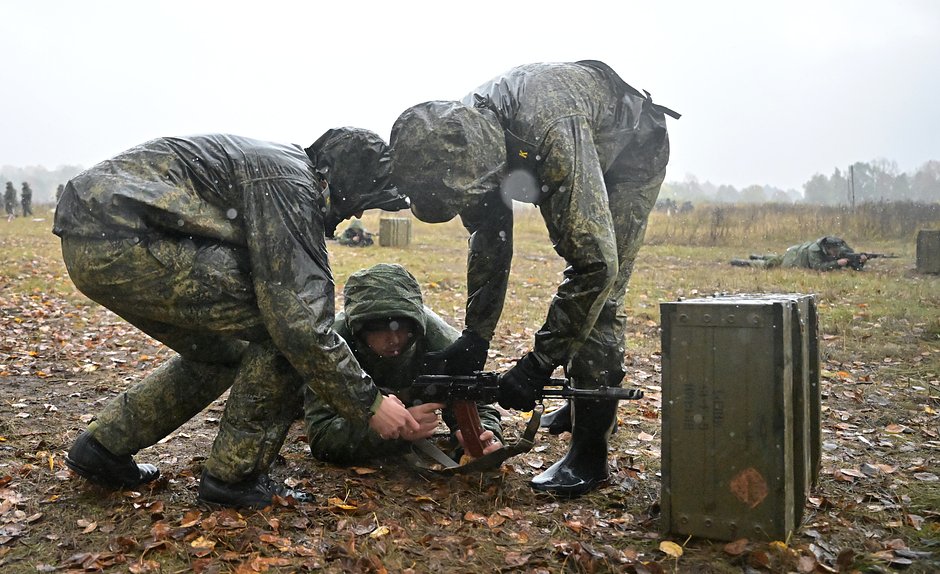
1;223;938;573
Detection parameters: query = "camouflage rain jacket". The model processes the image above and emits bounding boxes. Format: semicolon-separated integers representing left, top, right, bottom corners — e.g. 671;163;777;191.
4;182;15;214
304;263;502;464
393;61;674;375
53;133;402;426
782;237;854;271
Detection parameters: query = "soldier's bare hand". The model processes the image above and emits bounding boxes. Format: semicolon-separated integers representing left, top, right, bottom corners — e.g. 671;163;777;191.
456;429;503;455
405;402;444;440
369;394;420;439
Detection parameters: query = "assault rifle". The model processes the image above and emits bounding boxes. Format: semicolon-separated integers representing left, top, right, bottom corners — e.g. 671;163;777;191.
412;372;643;458
845;252;899;271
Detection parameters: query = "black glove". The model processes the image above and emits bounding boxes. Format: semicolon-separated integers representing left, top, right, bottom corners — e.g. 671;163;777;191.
498;353;554;411
422;329;489;375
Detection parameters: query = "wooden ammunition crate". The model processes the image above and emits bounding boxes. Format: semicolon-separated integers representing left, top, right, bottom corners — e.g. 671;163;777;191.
379;217;412;247
916;229;940;274
660;294;819;541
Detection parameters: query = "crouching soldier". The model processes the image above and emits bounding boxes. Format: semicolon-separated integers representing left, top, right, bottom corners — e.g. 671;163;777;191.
55;130;421;508
304;263;503;464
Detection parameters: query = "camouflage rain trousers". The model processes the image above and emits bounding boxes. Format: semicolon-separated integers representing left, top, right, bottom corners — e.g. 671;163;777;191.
62;235;303;482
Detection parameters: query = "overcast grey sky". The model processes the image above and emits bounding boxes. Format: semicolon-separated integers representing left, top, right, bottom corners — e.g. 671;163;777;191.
1;0;937;192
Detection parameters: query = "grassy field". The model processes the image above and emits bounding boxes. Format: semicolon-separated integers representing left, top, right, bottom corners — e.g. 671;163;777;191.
0;202;938;573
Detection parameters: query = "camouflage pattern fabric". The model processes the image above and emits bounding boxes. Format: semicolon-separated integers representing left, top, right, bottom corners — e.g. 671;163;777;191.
4;182;16;216
390;60;674;388
20;182;33;216
337;219;373;246
304;263;502;464
54;132;404;481
782;236;854;271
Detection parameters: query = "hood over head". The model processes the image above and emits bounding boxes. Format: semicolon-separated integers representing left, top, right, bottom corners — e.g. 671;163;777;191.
306;128;409;235
343;263;426;339
389;101;506;223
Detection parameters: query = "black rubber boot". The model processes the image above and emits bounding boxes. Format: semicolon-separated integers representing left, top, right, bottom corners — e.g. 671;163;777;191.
539;401;572;435
530;398;617;497
730;259;752;267
197;470;313;509
65;430;159;489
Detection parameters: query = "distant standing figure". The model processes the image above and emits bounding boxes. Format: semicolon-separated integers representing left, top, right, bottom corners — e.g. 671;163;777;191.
4;182;17;220
20;182;34;217
730;236;866;271
56;184;65;204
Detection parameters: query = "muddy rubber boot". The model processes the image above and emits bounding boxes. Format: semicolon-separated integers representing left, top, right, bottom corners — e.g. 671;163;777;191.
65;430;159;489
730;259;752;267
539;401;572;435
530;398;617;497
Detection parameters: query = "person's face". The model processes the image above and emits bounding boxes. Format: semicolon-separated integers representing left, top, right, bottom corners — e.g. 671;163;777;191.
825;245;841;258
362;319;416;357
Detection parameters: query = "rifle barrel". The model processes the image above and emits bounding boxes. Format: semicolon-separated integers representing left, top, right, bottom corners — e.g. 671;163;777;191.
542;385;644;401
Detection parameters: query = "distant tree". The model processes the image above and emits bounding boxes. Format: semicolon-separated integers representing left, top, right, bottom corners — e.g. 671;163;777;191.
803;173;835;204
768;188;795;203
830;168;849;204
911;160;940;202
739;184;767;203
714;184;739;203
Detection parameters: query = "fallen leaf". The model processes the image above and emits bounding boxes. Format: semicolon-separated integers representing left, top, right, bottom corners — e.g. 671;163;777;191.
798;554;817;573
723;538;748;556
660;540;683;558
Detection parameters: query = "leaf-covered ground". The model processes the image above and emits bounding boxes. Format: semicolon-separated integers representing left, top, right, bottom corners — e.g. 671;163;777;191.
1;213;938;573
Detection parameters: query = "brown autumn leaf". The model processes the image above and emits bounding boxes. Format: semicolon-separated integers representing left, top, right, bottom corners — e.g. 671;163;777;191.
463;511;487;524
128;559;161;573
659;540;683;558
327;497;358;512
504;552;531;567
259;533;292;550
150;521;171;540
215;509;248;529
838;468;866;479
179;510;201;528
797;554;817;573
76;519;97;533
189;535;215;557
723;538;749;556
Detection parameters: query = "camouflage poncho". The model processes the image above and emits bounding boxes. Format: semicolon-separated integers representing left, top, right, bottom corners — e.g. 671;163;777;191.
391;61;676;385
54;132;403;428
